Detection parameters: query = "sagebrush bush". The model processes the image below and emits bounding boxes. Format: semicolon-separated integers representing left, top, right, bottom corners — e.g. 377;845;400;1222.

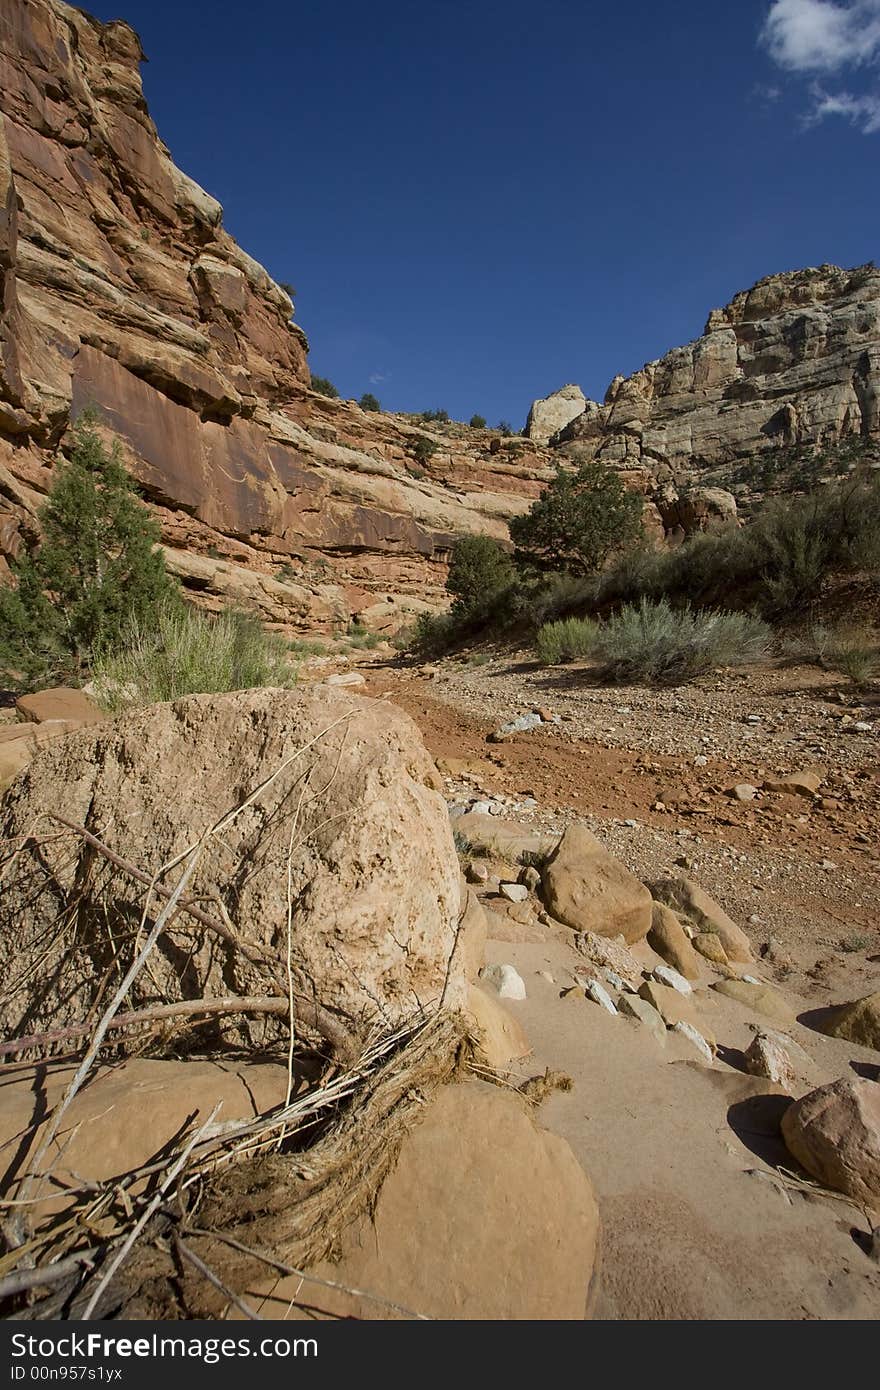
535;617;598;664
784;621;878;688
594;471;880;618
91;602;297;710
590;598;771;685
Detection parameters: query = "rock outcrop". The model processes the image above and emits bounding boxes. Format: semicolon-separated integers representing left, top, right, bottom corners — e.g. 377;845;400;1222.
0;0;549;628
525;383;586;444
0;686;465;1044
554;263;880;516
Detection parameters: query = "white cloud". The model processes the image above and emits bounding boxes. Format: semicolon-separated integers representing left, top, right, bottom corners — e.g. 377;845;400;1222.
809;83;880;128
368;371;388;385
759;1;880;131
761;0;880;71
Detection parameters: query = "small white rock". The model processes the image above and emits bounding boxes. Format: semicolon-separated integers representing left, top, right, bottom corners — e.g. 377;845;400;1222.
479;963;527;1001
500;882;529;903
602;968;626;991
585;979;618;1015
653;964;693;995
536;970;555;984
672;1021;713;1063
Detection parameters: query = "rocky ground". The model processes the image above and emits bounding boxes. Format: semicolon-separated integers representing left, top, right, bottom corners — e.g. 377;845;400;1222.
327;644;880;1319
350;651;879;1008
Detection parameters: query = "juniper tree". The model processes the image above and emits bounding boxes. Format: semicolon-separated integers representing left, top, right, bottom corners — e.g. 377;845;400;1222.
509;458;643;576
0;415;180;688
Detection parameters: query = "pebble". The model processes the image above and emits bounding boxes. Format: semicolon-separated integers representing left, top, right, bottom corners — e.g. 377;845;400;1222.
653;964;693;995
585;978;618;1015
479;963;527;1001
500;882;529;903
673;1021;714;1063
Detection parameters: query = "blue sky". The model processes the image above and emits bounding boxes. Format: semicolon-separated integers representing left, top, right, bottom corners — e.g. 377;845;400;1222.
88;0;878;426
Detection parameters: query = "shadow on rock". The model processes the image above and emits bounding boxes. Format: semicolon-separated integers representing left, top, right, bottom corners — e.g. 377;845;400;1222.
726;1093;794;1167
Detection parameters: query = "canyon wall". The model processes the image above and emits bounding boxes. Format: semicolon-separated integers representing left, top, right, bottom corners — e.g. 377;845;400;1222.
0;0;548;630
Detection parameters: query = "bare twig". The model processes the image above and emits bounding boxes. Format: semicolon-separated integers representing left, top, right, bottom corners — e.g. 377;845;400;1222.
0;1248;99;1301
16;835;210;1208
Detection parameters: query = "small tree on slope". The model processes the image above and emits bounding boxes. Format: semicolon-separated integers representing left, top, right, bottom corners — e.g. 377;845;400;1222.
509;458;643;576
0;415;180;688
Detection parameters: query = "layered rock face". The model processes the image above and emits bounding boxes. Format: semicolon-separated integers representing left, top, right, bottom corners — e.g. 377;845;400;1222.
0;0;548;629
557;264;880;482
525;383;586;444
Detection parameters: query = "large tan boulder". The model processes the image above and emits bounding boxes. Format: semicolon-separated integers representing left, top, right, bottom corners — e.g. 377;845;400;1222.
231;1079;600;1319
648;903;703;981
712;979;797;1028
0;688;464;1043
648;875;753;962
541;824;652;944
781;1078;880;1209
451;885;488;982
452;811;557;863
15;686;105;725
465;985;531;1069
0;1058;288;1212
817;991;880;1053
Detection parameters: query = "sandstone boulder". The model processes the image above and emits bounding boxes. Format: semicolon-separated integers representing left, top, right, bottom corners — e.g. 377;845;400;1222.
648;876;753;962
781;1078;880;1209
451;811;557;863
524;384;586;443
542;824;652;943
0;688;464;1044
0;1058;289;1214
638;979;715;1048
232;1079;601;1319
648;902;703;981
816;991;880;1053
692;932;729;966
15;686;104;725
744;1032;797;1090
465;985;531;1069
712;979;797;1028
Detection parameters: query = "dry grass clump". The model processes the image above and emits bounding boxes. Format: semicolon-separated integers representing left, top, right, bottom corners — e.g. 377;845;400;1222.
91;601;296;710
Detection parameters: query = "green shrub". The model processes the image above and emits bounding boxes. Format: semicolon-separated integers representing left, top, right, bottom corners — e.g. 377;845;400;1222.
469;414;487;430
535;617;598;664
91;602;296;711
510;459;644;577
0;415;180;689
410;435;438;467
496;420;514;437
359;392;381;412
310;375;339;398
344;621;382;650
590;598;770;685
446;534;515;622
407;611;456;657
421;408;449;423
288;636;328;657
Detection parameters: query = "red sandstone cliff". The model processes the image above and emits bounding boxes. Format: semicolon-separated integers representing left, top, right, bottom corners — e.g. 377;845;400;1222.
0;0;547;631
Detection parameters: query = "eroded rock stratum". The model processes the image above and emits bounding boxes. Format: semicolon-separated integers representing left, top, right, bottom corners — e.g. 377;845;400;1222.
0;0;549;630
